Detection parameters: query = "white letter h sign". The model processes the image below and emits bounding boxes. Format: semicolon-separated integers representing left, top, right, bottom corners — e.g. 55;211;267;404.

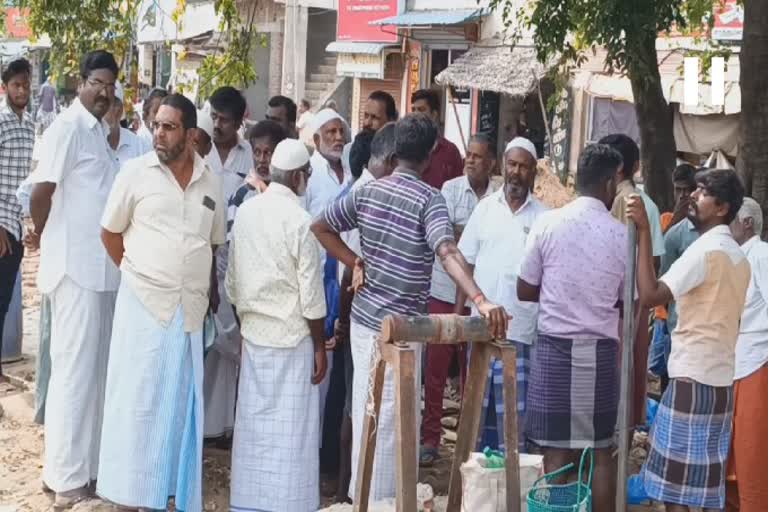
684;57;726;107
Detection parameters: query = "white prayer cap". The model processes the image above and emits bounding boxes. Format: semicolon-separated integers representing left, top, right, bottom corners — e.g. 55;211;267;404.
114;82;125;103
196;110;214;139
312;107;349;135
505;136;538;162
272;138;310;171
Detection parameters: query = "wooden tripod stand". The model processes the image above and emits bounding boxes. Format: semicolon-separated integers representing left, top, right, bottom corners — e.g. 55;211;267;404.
353;314;521;512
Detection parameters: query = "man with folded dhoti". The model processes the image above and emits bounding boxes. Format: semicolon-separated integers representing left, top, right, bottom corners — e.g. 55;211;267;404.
97;94;226;512
517;143;628;512
226;138;328;512
727;198;768;512
312;114;508;501
627;169;750;512
28;50;121;508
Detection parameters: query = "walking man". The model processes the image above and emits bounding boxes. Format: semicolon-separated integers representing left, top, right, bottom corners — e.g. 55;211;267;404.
456;137;547;454
312;114;508;500
518;144;628;511
29;50;121;508
0;58;34;382
226;139;327;512
727;198;768;512
97;95;226;512
420;133;500;466
628;169;750;512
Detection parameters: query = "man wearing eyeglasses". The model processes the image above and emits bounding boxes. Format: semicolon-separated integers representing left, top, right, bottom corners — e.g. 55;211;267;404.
27;50;121;509
97;94;226;511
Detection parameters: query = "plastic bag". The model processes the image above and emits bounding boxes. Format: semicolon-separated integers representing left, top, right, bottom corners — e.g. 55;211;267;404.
627;474;650;505
461;452;543;512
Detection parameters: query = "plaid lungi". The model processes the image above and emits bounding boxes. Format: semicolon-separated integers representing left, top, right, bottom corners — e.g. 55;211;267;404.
642;378;733;509
525;334;619;449
477;341;531;453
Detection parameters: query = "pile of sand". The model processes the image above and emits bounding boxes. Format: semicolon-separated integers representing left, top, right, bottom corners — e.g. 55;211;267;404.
533;159;574;209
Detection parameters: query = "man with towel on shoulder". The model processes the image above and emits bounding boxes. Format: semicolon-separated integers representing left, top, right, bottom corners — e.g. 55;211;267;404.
226;138;327;512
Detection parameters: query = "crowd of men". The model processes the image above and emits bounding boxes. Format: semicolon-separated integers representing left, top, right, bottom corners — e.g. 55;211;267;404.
0;48;766;512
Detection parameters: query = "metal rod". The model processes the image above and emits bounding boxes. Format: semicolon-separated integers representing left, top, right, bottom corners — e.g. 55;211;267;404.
616;220;638;512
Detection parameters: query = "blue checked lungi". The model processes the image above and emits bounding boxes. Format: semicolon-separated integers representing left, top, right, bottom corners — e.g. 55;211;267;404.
525;334;619;449
477;341;531;453
641;378;733;509
97;281;204;512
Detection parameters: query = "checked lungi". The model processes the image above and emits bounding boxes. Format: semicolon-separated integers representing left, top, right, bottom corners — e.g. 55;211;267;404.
230;337;320;512
642;378;733;509
477;341;531;453
525;334;619;449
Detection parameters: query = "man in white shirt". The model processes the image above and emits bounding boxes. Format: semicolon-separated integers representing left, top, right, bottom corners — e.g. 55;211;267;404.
137;87;167;153
628;169;750;512
226;139;327;512
420;133;500;466
105;82;145;168
97;95;226;511
306;108;351;218
203;86;255;441
297;98;314;145
28;50;121;508
456;137;547;454
726;197;768;511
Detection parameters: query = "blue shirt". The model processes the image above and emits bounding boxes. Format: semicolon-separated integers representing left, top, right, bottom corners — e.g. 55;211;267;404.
661;218;699;331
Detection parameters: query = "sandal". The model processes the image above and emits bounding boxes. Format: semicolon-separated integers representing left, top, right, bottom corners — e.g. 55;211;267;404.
419;445;439;467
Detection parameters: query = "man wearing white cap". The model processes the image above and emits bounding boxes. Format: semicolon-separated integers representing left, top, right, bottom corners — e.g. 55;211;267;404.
306;107;351;218
105;82;146;168
226;138;327;512
455;136;547;454
193;109;214;158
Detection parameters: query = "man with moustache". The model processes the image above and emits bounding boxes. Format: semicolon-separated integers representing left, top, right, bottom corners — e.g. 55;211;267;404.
452;137;547;455
306;108;351;218
137;87;167;152
411;89;463;190
420;133;501;466
0;58;34;383
97;95;226;511
207;86;253;201
628;170;749;512
28;50;121;508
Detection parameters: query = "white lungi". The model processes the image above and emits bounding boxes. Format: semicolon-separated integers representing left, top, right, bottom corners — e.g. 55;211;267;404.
203;256;240;438
230;337;320;512
44;276;116;492
97;282;204;512
348;321;422;501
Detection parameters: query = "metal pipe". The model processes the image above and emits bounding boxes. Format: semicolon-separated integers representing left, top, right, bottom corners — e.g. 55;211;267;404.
615;220;638;512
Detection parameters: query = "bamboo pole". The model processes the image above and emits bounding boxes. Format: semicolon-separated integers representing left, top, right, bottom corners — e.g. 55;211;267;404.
534;70;552;161
616;221;638;512
446;87;468;154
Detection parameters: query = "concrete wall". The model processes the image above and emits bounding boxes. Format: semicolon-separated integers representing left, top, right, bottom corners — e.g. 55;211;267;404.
243;38;272;119
282;4;309;101
305;8;337;77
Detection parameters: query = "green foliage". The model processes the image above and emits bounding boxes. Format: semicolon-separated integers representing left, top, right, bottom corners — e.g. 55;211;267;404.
16;0;140;80
195;0;260;101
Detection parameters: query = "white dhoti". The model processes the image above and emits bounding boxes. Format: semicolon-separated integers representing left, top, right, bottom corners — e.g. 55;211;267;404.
96;281;204;512
348;321;422;501
203;263;240;438
43;276;116;493
230;337;320;512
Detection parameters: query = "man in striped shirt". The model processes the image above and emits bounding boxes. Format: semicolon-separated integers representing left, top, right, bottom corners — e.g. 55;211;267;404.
312;114;508;500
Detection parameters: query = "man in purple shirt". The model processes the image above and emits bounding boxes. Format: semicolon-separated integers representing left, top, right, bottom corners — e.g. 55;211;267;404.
517;143;627;512
311;114;507;501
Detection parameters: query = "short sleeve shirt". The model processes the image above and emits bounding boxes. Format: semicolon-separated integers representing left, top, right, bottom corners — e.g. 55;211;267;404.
324;168;454;331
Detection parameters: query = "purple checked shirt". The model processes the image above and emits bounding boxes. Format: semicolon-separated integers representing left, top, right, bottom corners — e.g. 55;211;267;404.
518;196;629;341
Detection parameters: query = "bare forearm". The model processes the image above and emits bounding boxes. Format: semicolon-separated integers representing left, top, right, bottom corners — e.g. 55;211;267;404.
30;182;55;235
101;229;124;267
453;263;474;314
438;243;482;301
307;317;326;349
338;266;354;325
636;229;668;307
311;219;357;268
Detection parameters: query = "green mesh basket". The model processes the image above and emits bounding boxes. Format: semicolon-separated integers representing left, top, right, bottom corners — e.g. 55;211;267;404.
527;448;593;512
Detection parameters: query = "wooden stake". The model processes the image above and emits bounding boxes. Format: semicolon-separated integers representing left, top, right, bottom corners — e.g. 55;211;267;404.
499;342;522;512
393;344;418;512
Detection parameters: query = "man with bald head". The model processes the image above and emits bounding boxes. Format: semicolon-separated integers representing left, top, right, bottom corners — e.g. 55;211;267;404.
454;137;547;454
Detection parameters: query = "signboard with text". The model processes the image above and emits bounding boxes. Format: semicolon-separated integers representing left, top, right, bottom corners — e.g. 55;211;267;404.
5;8;32;39
337;0;399;43
712;0;743;41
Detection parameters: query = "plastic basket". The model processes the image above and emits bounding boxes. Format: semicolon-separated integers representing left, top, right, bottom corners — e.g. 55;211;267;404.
526;448;593;512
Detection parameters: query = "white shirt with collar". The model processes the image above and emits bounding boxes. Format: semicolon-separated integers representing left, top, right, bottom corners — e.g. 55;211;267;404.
112;127;147;169
306;149;352;220
459;190;548;344
337;168;375;284
226;182;327;348
30;98;120;294
136;123;154;154
430;175;500;304
206;136;254;201
736;235;768;380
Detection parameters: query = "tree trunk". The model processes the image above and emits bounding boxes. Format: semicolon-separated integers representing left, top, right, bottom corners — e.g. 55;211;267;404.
739;0;768;221
627;30;677;213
